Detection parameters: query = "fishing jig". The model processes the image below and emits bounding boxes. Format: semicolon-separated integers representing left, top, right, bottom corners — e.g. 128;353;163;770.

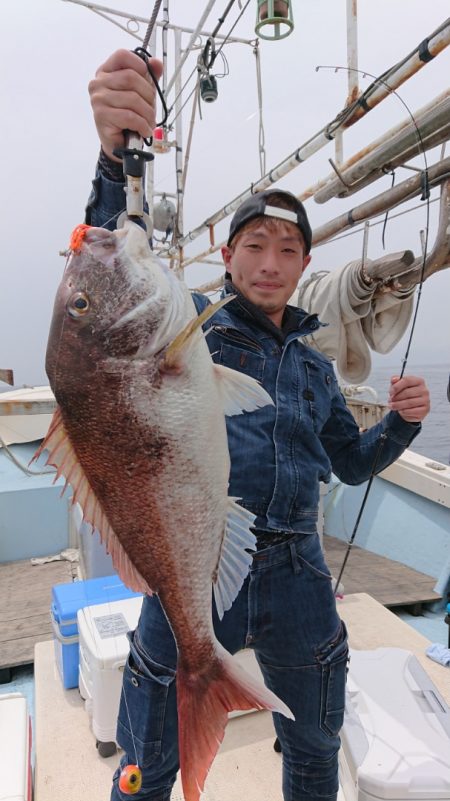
118;763;143;795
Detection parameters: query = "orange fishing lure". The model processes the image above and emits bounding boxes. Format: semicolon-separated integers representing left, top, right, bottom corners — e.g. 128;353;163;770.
69;224;92;253
118;764;142;795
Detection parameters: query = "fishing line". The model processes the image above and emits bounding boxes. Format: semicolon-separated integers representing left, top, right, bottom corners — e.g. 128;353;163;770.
316;65;432;594
381;169;396;250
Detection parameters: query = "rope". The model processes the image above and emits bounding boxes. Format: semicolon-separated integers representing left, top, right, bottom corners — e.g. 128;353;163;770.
0;433;56;476
142;0;164;51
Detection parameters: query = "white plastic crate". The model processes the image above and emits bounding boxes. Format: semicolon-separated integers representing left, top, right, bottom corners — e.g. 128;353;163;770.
0;692;32;801
340;647;450;801
78;595;144;756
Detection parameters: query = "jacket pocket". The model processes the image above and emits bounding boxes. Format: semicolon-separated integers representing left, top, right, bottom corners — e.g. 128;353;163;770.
303;359;335;433
216;340;265;383
210;325;264;353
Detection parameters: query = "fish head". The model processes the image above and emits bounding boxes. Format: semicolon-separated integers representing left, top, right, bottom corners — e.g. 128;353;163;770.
46;222;179;395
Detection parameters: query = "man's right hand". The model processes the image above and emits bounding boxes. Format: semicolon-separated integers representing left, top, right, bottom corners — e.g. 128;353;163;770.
88;49;164;163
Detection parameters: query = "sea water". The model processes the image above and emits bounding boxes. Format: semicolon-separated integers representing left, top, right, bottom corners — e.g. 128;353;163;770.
365;362;450;465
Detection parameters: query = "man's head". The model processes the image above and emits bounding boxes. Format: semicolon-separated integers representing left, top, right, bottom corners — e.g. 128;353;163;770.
222;190;312;326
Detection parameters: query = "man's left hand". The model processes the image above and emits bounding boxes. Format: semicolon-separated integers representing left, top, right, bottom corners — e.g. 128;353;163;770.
388;375;430;423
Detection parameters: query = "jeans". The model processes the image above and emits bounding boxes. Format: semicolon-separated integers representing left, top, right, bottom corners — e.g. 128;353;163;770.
111;532;348;801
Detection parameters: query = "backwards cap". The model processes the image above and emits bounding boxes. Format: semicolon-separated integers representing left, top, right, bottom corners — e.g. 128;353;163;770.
227;189;312;253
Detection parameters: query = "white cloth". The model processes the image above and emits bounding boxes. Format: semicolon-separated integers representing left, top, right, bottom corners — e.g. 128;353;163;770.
296;261;415;383
426;643;450;667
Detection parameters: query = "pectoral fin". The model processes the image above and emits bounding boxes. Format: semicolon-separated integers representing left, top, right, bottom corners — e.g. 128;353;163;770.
213;363;273;416
213;498;256;620
161;296;234;371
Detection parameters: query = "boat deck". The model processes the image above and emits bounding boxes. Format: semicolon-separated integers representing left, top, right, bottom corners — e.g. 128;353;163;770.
0;559;75;675
34;593;450;801
323;534;441;611
0;539;441;672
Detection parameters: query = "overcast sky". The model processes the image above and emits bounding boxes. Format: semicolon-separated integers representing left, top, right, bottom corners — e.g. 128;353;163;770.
1;0;449;389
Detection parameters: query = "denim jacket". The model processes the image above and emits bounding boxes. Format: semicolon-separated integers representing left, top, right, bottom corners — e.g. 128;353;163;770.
86;168;421;533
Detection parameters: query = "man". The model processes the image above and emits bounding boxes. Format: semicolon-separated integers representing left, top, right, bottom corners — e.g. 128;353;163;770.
87;51;430;801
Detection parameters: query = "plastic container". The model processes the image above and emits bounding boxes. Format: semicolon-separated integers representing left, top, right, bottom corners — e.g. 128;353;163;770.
78;595;144;755
51;576;142;689
0;692;32;801
340;647;450;801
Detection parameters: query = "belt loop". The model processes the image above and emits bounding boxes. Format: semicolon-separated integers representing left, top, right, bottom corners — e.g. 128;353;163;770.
289;540;302;574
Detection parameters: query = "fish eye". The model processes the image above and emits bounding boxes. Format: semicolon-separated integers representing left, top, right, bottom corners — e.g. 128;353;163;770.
67;292;90;318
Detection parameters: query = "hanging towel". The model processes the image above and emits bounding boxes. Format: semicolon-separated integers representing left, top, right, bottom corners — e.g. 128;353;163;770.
296;261;414;383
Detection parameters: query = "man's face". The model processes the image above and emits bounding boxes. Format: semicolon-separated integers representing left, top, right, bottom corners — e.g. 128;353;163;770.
221;222;311;326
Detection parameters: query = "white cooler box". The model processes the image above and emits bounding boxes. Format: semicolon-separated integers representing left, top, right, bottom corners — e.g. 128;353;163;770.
78;595;144;756
0;692;32;801
340;647;450;801
78;596;266;756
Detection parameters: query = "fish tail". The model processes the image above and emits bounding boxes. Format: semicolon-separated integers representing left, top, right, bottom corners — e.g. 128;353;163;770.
177;645;293;801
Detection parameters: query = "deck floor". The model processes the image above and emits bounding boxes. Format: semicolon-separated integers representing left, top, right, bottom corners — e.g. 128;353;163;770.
0;538;441;671
323;534;441;609
0;559;75;670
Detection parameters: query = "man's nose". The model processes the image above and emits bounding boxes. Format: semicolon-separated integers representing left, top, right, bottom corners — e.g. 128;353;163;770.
259;248;280;273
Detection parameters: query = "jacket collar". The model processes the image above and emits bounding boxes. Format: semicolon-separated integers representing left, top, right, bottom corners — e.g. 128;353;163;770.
221;281;322;344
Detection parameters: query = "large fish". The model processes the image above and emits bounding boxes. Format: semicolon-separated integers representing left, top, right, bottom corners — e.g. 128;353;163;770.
35;222;293;800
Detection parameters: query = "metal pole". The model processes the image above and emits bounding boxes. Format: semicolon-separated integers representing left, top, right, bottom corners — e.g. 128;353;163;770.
165;0;219;97
62;0;251;44
174;26;184;278
163;21;450;257
346;0;359;105
338;18;450;126
311;157;450;245
173;156;450;270
162;0;169;96
299;89;450;203
314;93;450;203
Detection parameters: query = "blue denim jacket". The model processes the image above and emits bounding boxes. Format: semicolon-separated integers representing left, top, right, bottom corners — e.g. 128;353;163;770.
86;169;421;533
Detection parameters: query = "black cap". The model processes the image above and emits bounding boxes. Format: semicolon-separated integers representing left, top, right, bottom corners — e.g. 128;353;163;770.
227;190;312;254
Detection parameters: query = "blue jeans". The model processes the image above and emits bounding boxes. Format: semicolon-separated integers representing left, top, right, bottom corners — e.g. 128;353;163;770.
111;533;348;801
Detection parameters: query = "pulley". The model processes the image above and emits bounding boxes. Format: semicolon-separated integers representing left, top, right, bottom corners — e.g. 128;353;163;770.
255;0;294;40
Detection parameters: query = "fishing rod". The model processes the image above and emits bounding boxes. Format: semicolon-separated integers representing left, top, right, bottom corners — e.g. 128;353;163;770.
316;65;431;595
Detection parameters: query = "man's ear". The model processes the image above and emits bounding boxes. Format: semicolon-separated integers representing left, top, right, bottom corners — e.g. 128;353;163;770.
221;245;233;273
301;254;312;276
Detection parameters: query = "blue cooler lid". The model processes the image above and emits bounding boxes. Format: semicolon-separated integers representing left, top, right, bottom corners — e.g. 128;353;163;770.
51;575;142;635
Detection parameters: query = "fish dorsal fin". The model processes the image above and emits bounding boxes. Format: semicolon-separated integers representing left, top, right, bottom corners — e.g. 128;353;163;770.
161;295;234;370
32;408;152;595
213;498;256;620
213;364;273;417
